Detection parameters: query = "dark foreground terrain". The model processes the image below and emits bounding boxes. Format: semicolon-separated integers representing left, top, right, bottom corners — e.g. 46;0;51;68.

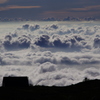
0;79;100;100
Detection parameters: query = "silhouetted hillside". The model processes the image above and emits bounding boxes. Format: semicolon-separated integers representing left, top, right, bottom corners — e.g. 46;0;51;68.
0;79;100;100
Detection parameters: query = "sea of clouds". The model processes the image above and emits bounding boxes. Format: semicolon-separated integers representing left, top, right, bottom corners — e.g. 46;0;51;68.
0;21;100;86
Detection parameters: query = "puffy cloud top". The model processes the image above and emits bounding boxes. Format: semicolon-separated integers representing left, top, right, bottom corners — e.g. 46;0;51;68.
3;35;31;50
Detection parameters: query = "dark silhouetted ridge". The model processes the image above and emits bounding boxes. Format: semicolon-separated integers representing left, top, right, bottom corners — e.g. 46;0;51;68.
0;77;100;100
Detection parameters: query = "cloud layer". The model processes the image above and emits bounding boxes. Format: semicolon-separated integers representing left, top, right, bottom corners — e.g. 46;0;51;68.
0;22;100;86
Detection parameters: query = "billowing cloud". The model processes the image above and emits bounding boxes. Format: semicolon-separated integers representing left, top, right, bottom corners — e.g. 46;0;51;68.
33;33;89;50
0;64;100;86
3;35;31;50
17;24;40;32
1;23;100;51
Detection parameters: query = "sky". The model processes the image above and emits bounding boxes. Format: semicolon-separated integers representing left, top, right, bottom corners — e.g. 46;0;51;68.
0;0;100;20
